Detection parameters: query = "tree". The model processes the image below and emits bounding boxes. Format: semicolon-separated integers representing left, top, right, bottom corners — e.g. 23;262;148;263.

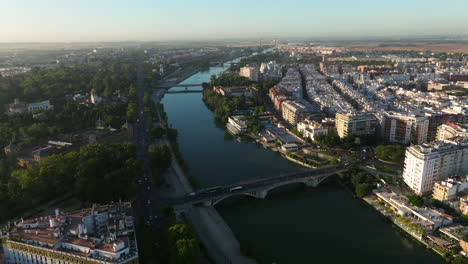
355;183;372;198
451;255;466;264
151;126;164;139
407;194;424;207
374;145;405;163
168;223;200;264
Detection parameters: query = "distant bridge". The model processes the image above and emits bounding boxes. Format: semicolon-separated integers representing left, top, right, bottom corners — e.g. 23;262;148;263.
156;83;204;89
175;164;348;206
166;90;203;94
209;61;238;66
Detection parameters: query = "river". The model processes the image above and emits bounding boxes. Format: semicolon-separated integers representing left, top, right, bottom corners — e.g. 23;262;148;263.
161;59;444;264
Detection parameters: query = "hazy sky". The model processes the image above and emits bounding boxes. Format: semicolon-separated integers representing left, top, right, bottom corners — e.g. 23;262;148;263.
1;0;468;42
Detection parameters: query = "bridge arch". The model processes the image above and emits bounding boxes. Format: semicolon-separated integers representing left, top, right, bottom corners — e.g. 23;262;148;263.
261;181;311;198
211;192;259;206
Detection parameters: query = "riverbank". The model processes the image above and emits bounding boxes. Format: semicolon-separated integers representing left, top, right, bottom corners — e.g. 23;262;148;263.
363;196;447;259
155;58;259;263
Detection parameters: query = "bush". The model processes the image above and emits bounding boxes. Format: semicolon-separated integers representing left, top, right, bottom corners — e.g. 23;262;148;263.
407;194;424;207
355;183;372;198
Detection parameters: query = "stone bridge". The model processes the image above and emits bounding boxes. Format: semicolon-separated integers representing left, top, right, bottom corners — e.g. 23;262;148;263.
177;164;348;206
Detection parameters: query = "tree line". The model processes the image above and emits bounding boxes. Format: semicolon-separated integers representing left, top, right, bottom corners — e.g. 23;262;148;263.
0;143;140;223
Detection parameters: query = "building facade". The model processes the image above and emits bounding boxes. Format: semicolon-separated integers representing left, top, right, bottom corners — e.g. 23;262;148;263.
0;203;138;264
403;138;468;194
381;112;429;145
432;176;468;201
297;119;328;141
335;112;378;138
437;122;468;140
281;100;312;125
239;66;259;82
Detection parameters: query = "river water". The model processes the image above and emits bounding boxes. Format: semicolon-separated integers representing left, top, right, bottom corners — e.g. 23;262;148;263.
161;61;444;264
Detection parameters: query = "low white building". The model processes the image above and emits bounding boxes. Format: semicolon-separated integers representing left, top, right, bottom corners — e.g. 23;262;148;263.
226;115;248;135
27;100;54;112
281;143;299;152
297;119;328;140
374;189;453;230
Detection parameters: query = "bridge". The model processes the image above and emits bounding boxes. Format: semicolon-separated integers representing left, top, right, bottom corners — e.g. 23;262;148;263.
176;164;348;206
156;83;204;89
209;61;238;66
166;90;203;94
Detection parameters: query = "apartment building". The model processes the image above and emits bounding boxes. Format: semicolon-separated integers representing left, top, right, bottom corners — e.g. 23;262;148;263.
460;195;468;215
380;112;429;145
432;176;468;201
281;100;315;125
335;112;378;138
437;122;468;140
403;137;468;194
239;65;259;82
0;203;138;264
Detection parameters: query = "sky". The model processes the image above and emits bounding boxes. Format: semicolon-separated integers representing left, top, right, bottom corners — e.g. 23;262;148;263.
1;0;468;42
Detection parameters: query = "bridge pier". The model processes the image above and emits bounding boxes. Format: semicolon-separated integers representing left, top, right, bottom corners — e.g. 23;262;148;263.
304;178;319;188
255;190;268;199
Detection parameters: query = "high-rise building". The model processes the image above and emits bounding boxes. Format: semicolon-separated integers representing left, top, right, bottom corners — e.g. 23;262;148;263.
335;112;378;138
0;202;139;264
380;112;429;145
239;65;259;82
402;138;468;194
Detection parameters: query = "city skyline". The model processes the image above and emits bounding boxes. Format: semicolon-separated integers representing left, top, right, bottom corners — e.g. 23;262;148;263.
2;0;468;42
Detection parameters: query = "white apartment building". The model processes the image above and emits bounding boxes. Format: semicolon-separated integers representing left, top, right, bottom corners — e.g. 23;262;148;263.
403;138;468;194
239;65;259;82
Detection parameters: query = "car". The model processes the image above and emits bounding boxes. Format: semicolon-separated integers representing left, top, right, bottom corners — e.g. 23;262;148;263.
147;200;151;205
188;192;196;196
